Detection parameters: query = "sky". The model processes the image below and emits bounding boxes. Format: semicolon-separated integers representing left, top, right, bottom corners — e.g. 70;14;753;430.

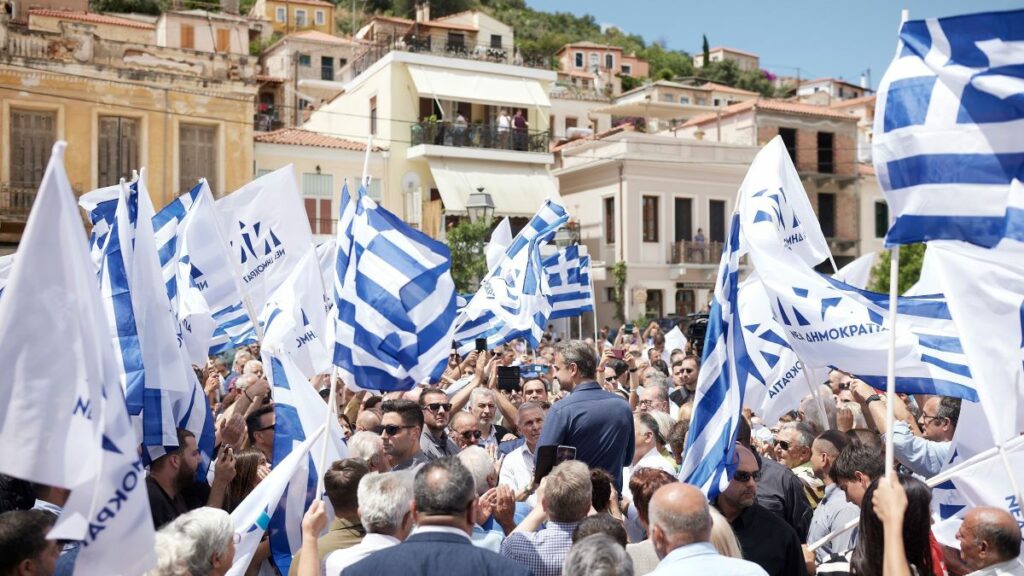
524;0;1024;89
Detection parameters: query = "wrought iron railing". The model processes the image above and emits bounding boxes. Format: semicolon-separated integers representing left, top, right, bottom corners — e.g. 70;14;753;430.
410;121;550;153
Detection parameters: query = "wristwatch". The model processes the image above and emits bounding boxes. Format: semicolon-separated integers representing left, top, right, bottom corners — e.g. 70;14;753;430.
865;394;882;405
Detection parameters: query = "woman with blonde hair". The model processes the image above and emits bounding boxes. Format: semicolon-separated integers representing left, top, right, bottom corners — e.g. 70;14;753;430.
709;506;744;558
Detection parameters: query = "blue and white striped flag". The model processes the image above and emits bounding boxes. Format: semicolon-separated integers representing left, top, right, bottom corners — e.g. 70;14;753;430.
454;200;569;352
264;351;347;574
543;245;594;320
153;180;257;357
872;8;1024;247
333;184;457;391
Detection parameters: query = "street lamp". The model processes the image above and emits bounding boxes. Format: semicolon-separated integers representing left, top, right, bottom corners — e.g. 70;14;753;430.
466;187;494;224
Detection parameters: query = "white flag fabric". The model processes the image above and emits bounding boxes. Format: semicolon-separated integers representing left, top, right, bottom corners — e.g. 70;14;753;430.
226;426;324;576
832;251;876;290
0;253;13;300
0;142;108;493
315;239;338;289
80;183;123;271
216;166;315;315
485;216;512;273
260;250;332;378
663;326;687;356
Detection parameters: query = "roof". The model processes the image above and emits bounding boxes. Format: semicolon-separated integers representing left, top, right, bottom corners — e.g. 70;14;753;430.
551;122;636;153
699;81;759;96
559;69;597;79
556;41;624;54
28;9;156;30
286;30;357;45
255;128;379;151
801;77;867;90
256;74;286;83
829;94;876;109
707;46;759;59
369;14;477;32
681;98;858;128
166;9;250;23
858;163;876;176
273;0;334;7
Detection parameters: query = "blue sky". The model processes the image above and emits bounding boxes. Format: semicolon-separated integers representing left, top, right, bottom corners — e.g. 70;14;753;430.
525;0;1024;89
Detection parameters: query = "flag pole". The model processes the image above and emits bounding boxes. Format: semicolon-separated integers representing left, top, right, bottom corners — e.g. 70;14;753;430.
884;245;900;479
799;360;830;431
589;262;599;356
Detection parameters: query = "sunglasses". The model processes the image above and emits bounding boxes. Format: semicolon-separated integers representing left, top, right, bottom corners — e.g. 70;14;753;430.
255;423;276;432
774;439;790;450
380;424;416;436
459;429;483;440
423;402;452;413
733;470;761;483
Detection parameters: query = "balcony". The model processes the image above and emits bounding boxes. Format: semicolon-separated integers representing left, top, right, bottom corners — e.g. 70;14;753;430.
410;121;550;154
670;240;725;266
254;106;284;132
351;37;548;78
0;183;35;221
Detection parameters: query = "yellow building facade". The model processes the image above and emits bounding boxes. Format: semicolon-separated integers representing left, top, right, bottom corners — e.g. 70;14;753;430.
251;0;336;36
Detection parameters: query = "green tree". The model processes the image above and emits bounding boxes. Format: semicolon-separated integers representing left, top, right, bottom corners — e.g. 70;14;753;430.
446;219;492;293
697;59;774;97
90;0;164;14
868;243;927;294
702;34;710;66
611;261;627;322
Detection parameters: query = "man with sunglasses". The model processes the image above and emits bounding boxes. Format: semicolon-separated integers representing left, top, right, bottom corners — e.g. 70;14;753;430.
420;387;459;461
714;444;807;576
381;399;429;472
451;411;483;451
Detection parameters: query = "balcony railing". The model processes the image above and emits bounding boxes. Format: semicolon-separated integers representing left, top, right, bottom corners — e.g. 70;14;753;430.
351;36;548;78
0;183;36;220
254;107;284;132
670;240;724;265
410;121;550;153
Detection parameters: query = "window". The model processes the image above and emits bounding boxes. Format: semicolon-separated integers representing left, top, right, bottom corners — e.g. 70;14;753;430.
295;9;307;27
339;57;348;68
674;197;693;243
779;127;797;161
315;10;325;25
215;28;229;53
275;6;285;22
588;52;599;70
874;201;889;238
709;199;726;243
679;96;690;104
818;131;835;173
603;197;615;243
369;96;377;135
302;172;333;234
180;24;194;49
565;116;577;131
621;63;632;75
574;52;583;68
676;289;695;316
660;93;674;103
603;287;616;303
298;53;311;66
642;196;659;242
97;117;139;188
713;98;722;106
490;34;502;49
605;53;614;69
9;109;56;192
818;192;836;238
696;98;707;106
320;56;333;80
447;32;465;52
646;290;663;320
179;123;218;194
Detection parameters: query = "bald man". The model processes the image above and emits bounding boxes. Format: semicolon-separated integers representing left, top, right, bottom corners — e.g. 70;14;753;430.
647;483;766;575
956;507;1024;575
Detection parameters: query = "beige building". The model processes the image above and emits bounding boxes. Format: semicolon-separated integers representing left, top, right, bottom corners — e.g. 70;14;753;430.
156;10;251;54
306;11;556;236
797;77;871;106
250;0;336;36
554;130;759;324
553;41;649;97
27;9;155;43
591;80;760;133
0;11;257;248
693;46;760;71
255;128;386;243
830;94;875;163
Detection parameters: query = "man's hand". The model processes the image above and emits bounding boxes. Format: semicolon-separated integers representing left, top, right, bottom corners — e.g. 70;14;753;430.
872;472;908;527
850;379;876;403
302;500;328;539
837;405;855;432
216;413;246;450
213;446;237;486
492;486;517;534
204;373;222;395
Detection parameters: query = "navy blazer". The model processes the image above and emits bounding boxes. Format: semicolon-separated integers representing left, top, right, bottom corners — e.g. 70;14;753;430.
341;531;533;576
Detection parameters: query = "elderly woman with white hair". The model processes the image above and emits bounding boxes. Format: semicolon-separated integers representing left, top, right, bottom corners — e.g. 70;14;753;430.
148;507;236;576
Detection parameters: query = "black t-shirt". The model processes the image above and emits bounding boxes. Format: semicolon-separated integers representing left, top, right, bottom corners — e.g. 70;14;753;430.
147;476;188;530
726;503;808;576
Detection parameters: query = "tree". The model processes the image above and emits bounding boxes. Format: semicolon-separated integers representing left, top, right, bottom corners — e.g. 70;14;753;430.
611;261;627;322
446;219;492;293
90;0;163;14
868;243;927;294
702;34;710;67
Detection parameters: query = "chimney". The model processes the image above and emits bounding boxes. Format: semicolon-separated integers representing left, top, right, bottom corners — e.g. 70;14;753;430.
860;72;867;89
415;2;430;22
221;0;240;14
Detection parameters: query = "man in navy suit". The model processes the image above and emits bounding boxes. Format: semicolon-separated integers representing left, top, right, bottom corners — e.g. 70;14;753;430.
342;458;533;576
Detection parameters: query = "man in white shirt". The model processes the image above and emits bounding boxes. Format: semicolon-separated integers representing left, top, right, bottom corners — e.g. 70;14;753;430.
498;401;547;497
957;507;1024;576
325;471;414;574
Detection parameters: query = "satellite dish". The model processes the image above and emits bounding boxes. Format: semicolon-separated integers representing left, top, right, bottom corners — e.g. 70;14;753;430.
401;171;421;193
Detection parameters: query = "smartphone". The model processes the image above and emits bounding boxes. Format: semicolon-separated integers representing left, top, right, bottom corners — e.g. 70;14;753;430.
534;444;577;484
497;365;521;393
611;348;624;359
624;323;635;335
475;338;488;352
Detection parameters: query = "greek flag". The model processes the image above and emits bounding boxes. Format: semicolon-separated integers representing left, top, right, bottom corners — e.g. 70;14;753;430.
872;8;1024;247
152;180;257;357
679;211;747;499
226;426;324;576
543;245;594;320
454;200;569;352
742;138;980;402
264;351;347;575
79;183;121;270
333;184;457;391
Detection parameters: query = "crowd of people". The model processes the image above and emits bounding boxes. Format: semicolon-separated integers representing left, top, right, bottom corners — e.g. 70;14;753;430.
1;324;1021;576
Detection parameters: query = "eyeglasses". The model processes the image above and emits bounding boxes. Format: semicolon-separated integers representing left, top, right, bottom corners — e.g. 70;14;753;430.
380;424;416;436
459;429;483;440
774;439;790;451
681;368;696;373
733;470;761;483
637;399;655;407
423;402;453;413
920;414;945;426
255;423;275;432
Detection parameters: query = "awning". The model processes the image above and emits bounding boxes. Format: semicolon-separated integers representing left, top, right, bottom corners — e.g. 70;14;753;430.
427;159;558;217
407;64;551;109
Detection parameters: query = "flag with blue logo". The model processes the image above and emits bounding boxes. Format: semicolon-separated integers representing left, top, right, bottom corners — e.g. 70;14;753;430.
872;8;1024;247
79;183;122;270
216;166;316;316
153;180;257;358
226;426;325;576
264;351;347;575
454;200;569;352
261;249;333;378
543;244;594;320
333;183;458;391
742;138;980;402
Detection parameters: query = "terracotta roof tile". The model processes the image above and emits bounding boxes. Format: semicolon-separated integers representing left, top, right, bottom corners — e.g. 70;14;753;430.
275;0;334;7
858;163;876;176
551;123;635;152
699;81;759;96
829;94;876;109
370;14;476;32
255;128;379;151
287;30;357;45
681;98;857;128
28;9;156;30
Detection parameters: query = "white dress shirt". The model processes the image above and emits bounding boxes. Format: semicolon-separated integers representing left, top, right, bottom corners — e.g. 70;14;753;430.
498;443;536;493
324;533;401;575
